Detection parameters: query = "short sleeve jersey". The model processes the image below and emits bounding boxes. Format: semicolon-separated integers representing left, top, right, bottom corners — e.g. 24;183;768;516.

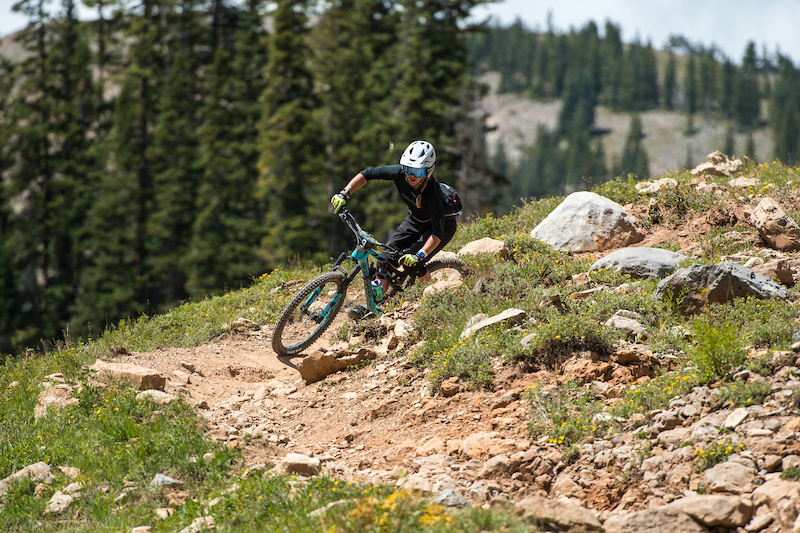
361;164;447;239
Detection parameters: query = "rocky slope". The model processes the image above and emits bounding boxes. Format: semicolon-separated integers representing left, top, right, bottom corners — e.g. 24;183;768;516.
22;157;800;532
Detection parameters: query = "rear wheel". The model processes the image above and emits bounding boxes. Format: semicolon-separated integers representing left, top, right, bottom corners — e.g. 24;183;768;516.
425;257;469;282
271;271;347;356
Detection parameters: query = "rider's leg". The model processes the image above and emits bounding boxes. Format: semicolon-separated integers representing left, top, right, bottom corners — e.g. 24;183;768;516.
381;215;426;288
415;218;458;281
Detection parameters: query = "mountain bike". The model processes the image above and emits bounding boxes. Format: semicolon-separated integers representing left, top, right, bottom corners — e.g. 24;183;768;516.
271;208;468;356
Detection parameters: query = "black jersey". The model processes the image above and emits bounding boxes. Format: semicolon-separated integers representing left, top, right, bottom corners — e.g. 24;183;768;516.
361;164;446;239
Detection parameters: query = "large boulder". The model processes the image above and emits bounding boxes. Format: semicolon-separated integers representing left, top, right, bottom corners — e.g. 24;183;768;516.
515;495;602;531
458;237;510;259
689;151;743;178
654;262;788;315
603;508;710;533
296;348;377;384
591;247;686;279
750;197;800;251
530;192;644;252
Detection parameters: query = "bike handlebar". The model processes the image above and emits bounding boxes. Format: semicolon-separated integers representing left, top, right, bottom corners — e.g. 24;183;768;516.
338;208;401;257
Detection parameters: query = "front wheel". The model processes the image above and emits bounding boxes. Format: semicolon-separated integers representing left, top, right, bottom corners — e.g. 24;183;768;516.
271;271;347;356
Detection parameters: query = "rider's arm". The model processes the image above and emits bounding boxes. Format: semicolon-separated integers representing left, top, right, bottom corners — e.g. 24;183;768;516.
417;235;441;260
340;173;367;198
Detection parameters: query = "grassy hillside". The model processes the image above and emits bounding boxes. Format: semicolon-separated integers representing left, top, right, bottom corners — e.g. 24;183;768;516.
1;160;799;531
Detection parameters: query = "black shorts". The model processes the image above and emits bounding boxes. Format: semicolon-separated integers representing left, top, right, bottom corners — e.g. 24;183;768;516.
384;214;458;262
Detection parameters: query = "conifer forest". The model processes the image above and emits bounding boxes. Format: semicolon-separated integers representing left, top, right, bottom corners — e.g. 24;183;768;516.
2;0;800;356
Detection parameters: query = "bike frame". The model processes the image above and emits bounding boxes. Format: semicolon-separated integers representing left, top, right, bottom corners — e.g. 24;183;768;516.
327;209;391;317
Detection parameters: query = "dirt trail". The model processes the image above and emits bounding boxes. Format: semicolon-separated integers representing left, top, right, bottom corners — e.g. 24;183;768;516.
113;308;511;467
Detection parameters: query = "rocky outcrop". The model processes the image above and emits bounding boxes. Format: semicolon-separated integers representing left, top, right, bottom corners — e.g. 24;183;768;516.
654;262;788;314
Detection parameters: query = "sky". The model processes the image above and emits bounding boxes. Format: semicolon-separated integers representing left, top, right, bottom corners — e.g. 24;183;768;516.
470;0;800;63
1;0;798;63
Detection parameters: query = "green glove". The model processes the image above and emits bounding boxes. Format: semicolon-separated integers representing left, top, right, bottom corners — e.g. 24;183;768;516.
399;253;419;267
331;193;347;213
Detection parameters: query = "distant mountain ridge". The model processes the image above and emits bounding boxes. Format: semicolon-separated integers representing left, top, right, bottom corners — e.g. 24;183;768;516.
478;72;774;177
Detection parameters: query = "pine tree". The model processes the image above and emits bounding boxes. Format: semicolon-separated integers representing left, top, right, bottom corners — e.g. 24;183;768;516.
619;39;658;111
717;59;736;120
773;100;800;164
618;114;649;178
188;0;271;295
0;56;18;355
558;68;596;137
723;123;736;157
662;51;677;110
309;0;401;251
598;21;623;110
3;0;100;345
147;0;209;304
733;42;761;130
257;0;325;266
698;49;718;119
76;0;164;332
684;54;698;134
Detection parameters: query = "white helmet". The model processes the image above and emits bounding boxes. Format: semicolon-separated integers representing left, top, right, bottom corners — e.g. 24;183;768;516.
400;140;436;173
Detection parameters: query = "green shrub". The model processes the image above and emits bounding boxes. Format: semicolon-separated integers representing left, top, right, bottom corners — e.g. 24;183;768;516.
781;467;800;480
689;318;746;384
694;440;744;472
525;381;607;448
612;368;697;418
591;174;639;205
420;333;496;391
718;380;772;407
515;314;614;370
702;298;798;351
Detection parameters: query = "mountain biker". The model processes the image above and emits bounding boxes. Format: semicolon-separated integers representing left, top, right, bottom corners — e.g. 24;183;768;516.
330;140;459;320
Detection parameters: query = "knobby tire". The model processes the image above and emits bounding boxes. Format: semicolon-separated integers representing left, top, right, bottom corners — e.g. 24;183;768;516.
271;271;346;356
425;257;469;277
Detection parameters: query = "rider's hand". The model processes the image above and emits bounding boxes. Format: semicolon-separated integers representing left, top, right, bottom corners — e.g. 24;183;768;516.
331;193;347;213
399;253;419;267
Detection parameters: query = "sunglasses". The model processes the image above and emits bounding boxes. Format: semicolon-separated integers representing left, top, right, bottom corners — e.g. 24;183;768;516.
403;166;427;178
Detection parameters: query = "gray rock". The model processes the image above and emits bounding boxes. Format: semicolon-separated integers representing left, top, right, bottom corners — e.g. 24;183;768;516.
516;495;602;531
750;197;800;251
44;491;74;515
0;462;55;497
705;460;757;494
283;453;321;477
662;494;753;527
436;488;469;508
460;308;526;339
723;407;749;429
654;262;788;315
296;348;377;384
530;191;644;252
603;508;710;533
605;312;647;339
150;473;183;488
34;387;79;420
745;511;774;532
90;360;167;391
591;247;686;279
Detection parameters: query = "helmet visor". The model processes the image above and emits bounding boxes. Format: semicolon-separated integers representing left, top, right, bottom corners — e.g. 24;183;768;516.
403;166;427;178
